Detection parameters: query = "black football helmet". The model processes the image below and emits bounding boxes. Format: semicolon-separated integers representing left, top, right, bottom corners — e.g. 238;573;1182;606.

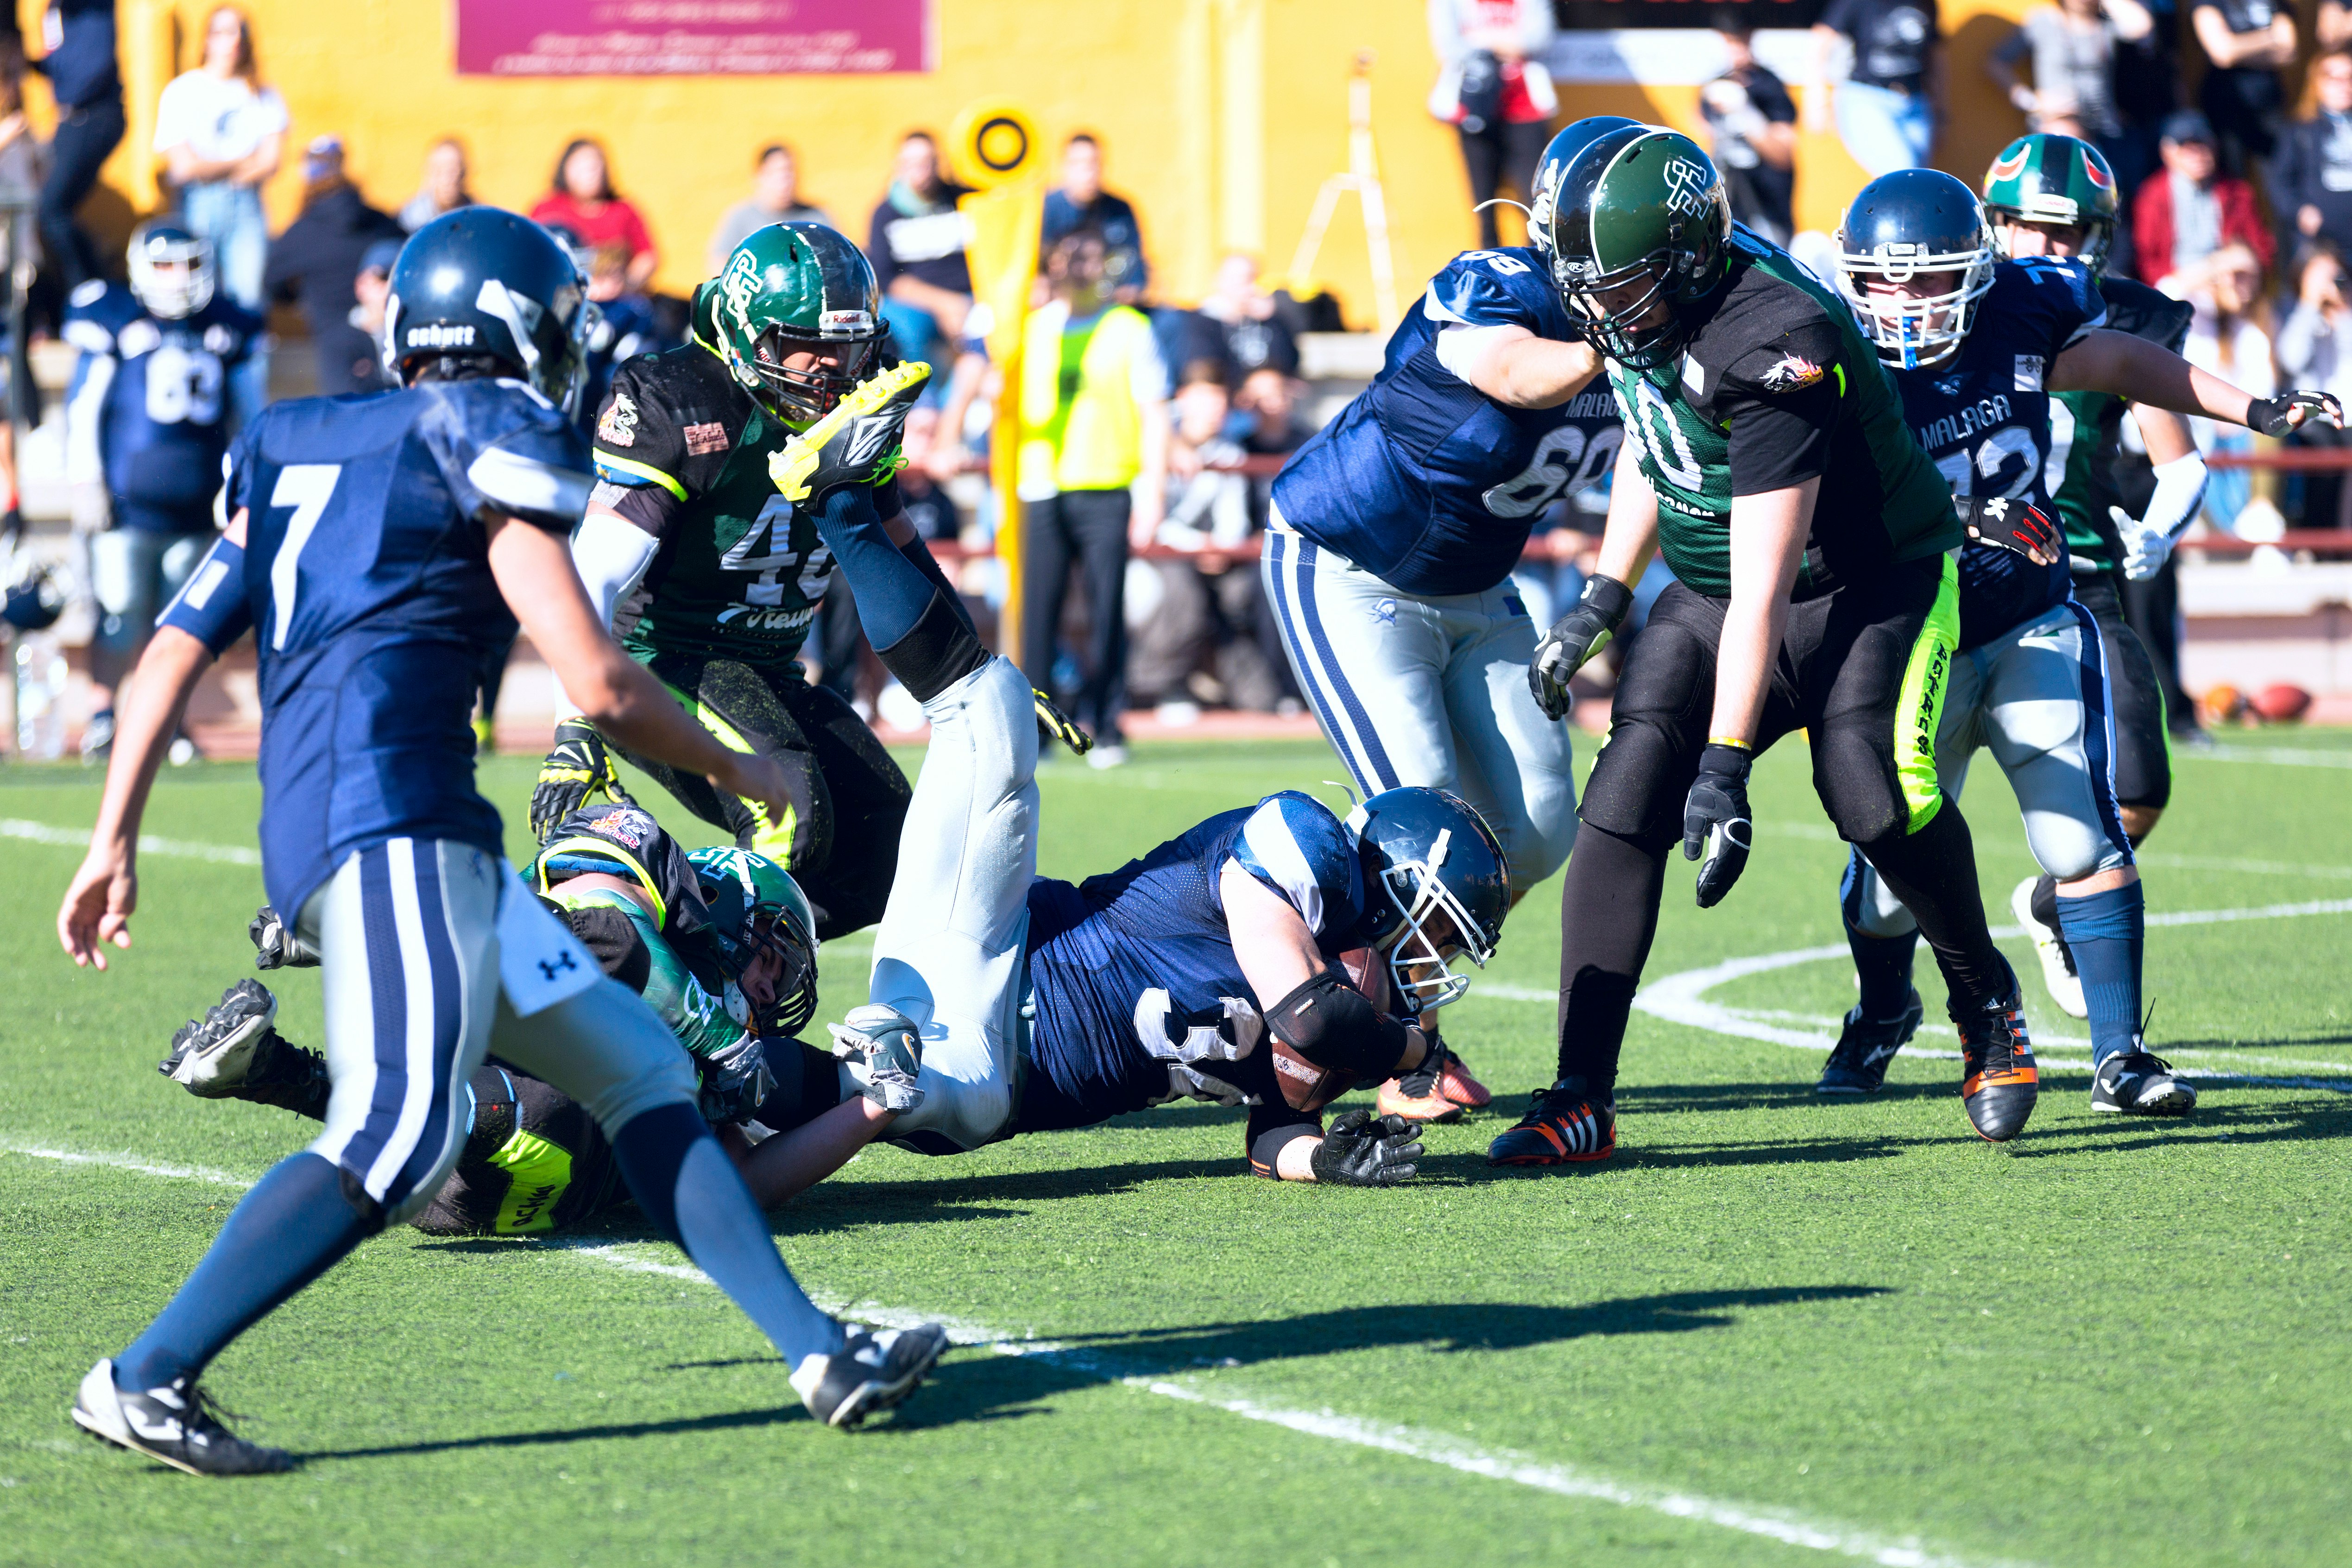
1527;115;1642;264
382;208;591;412
1347;787;1511;1012
1835;169;1998;369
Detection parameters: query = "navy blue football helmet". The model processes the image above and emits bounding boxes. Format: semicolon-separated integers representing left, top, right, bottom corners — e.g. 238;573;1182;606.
1835;168;1998;369
1347;787;1511;1011
382;208;591;412
1528;115;1643;265
3;557;62;631
126;222;215;320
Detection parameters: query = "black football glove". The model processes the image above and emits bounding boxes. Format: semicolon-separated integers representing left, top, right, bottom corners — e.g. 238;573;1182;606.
767;361;932;504
2245;389;2345;437
1310;1108;1424;1186
696;1034;777;1126
248;905;320;970
1683;742;1754;910
1034;686;1093;757
530;718;632;843
1528;573;1633;721
1959;495;2062;566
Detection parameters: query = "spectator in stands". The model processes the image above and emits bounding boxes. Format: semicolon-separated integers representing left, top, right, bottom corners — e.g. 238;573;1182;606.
2135;110;2274;293
1427;0;1557;250
264;136;405;397
530;138;656;291
155;6;283;424
867;131;973;378
0;54;44;472
345;236;400;394
1187;252;1300;385
1810;0;1941;175
2275;244;2352;525
1043;133;1148;302
2189;0;2294;177
29;0;118;291
2181;242;2275;530
397;137;473;233
707;144;829;271
1987;0;2152;168
1017;228;1168;769
1702;13;1799;246
2276;48;2352;260
576;240;659;440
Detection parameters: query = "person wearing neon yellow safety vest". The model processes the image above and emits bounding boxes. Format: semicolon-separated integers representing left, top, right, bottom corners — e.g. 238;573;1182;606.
150;804;846;1236
1016;227;1169;768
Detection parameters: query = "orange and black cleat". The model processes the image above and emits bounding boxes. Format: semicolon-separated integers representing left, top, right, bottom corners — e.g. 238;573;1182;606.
1957;996;2038;1141
1485;1077;1615;1166
1376;1035;1492;1123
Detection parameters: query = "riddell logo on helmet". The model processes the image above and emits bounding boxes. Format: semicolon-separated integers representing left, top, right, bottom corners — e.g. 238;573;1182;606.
405;323;476;349
819;309;873;334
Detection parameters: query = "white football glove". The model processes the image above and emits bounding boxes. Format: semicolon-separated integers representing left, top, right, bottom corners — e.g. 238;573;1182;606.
2116;451;2211;583
2113;506;2173;582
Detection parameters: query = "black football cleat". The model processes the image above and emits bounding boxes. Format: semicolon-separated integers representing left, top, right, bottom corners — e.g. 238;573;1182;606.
2090;1049;2197;1116
1816;989;1925;1095
1486;1077;1615;1166
1956;996;2038;1142
159;980;280;1097
73;1360;293;1477
789;1323;949;1429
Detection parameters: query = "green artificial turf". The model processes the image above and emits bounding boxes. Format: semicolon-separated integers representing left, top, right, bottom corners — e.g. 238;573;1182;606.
1;734;2347;1566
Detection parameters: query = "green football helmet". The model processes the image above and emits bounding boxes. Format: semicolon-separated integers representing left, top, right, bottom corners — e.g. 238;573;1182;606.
1981;133;2119;276
685;845;820;1035
1543;125;1734;371
695;222;886;426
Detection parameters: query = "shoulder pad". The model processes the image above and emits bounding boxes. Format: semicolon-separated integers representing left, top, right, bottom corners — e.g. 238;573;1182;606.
1422;249;1553;331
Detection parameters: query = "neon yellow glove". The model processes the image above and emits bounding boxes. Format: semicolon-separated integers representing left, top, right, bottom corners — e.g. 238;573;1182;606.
766;360;933;504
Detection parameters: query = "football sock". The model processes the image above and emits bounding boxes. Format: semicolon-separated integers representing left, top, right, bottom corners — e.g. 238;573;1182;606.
1840;848;1921;1018
1552;821;1672;1102
114;1152;368;1392
809;485;983;703
1854;803;2017;1014
608;1102;843;1367
2057;881;2145;1065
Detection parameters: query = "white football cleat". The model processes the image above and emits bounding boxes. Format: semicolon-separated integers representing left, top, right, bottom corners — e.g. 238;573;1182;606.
2010;876;2087;1020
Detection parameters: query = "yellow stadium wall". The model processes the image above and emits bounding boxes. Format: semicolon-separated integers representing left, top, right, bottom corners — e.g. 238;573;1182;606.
19;0;2045;331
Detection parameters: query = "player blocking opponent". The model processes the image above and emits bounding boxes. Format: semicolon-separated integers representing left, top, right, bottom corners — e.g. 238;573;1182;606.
530;222;917;940
1816;165;2338;1114
1499;128;2037;1159
1978;136;2207;1022
1261;115;1633;1122
714;364;1493;1193
56;211;945;1474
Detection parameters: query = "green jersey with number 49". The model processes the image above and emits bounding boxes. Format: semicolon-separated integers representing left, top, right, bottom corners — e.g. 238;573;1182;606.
1605;234;1961;597
589;342;899;668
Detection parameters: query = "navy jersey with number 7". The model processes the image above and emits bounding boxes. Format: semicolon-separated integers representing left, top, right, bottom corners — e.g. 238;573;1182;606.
159;379;594;918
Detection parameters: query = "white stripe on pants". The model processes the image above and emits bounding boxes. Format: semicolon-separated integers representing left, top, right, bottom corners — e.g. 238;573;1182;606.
1259;526;1579;896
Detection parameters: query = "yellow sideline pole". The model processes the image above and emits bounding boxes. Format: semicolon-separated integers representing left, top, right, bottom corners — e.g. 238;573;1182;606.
952;105;1044;657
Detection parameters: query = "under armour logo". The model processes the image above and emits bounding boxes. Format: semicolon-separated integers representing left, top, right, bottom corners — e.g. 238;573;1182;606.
537;951;579;981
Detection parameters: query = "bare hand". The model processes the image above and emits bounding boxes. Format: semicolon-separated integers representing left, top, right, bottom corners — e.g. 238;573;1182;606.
709;752;798;828
58;844;137;970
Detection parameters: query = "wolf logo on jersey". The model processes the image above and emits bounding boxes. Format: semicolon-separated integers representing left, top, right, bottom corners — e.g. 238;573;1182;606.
1885;255;2106;648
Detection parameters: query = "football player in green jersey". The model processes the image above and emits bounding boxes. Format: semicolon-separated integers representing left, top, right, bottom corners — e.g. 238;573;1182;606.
153;805;845;1237
1978;134;2204;1020
1500;127;2039;1160
530;222;917;941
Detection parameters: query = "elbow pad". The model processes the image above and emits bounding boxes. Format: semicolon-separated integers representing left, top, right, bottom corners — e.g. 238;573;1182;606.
1265;969;1412;1078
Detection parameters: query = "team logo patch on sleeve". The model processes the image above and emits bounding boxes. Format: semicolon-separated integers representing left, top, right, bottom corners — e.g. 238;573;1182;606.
1760;353;1825;391
2013;354;2045;391
683;421;729;455
596;393;639;447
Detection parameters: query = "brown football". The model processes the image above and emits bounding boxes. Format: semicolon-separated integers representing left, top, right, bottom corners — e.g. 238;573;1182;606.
2251;683;2314;723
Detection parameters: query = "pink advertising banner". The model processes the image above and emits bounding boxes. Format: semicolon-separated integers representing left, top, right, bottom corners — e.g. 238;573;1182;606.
455;0;933;77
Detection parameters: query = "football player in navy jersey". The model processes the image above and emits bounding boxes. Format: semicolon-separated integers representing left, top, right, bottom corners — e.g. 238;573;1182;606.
1817;168;2340;1116
64;223;262;758
1260;116;1630;1124
715;379;1502;1196
55;210;947;1473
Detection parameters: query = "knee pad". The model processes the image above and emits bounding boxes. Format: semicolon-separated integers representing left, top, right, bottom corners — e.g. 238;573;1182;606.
2022;813;2131;885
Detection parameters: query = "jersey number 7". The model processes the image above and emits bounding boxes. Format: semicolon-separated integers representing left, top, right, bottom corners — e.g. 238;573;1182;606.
267;464;343;651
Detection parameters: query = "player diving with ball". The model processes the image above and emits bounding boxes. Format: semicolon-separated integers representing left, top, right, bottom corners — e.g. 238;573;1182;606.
55;210;948;1475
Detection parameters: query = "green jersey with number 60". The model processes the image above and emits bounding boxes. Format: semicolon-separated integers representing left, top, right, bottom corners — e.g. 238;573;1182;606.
589;341;897;668
1604;233;1961;597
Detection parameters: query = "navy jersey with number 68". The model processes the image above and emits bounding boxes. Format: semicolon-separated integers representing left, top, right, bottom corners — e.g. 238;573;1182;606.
1887;256;2104;647
1271;247;1619;597
163;379;594;917
63;280;262;527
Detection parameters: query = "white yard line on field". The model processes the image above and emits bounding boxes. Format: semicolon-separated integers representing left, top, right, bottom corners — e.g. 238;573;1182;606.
6;1142;2025;1568
2187;747;2352;769
0;818;262;867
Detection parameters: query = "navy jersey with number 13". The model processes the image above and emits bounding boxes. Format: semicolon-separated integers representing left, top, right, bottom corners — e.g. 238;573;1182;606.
1888;256;2104;647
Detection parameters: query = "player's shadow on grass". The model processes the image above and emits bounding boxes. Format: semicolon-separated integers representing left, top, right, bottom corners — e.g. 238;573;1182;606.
782;1158;1241;1223
303;1402;807;1462
880;1287;1890;1430
2006;1096;2352;1157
